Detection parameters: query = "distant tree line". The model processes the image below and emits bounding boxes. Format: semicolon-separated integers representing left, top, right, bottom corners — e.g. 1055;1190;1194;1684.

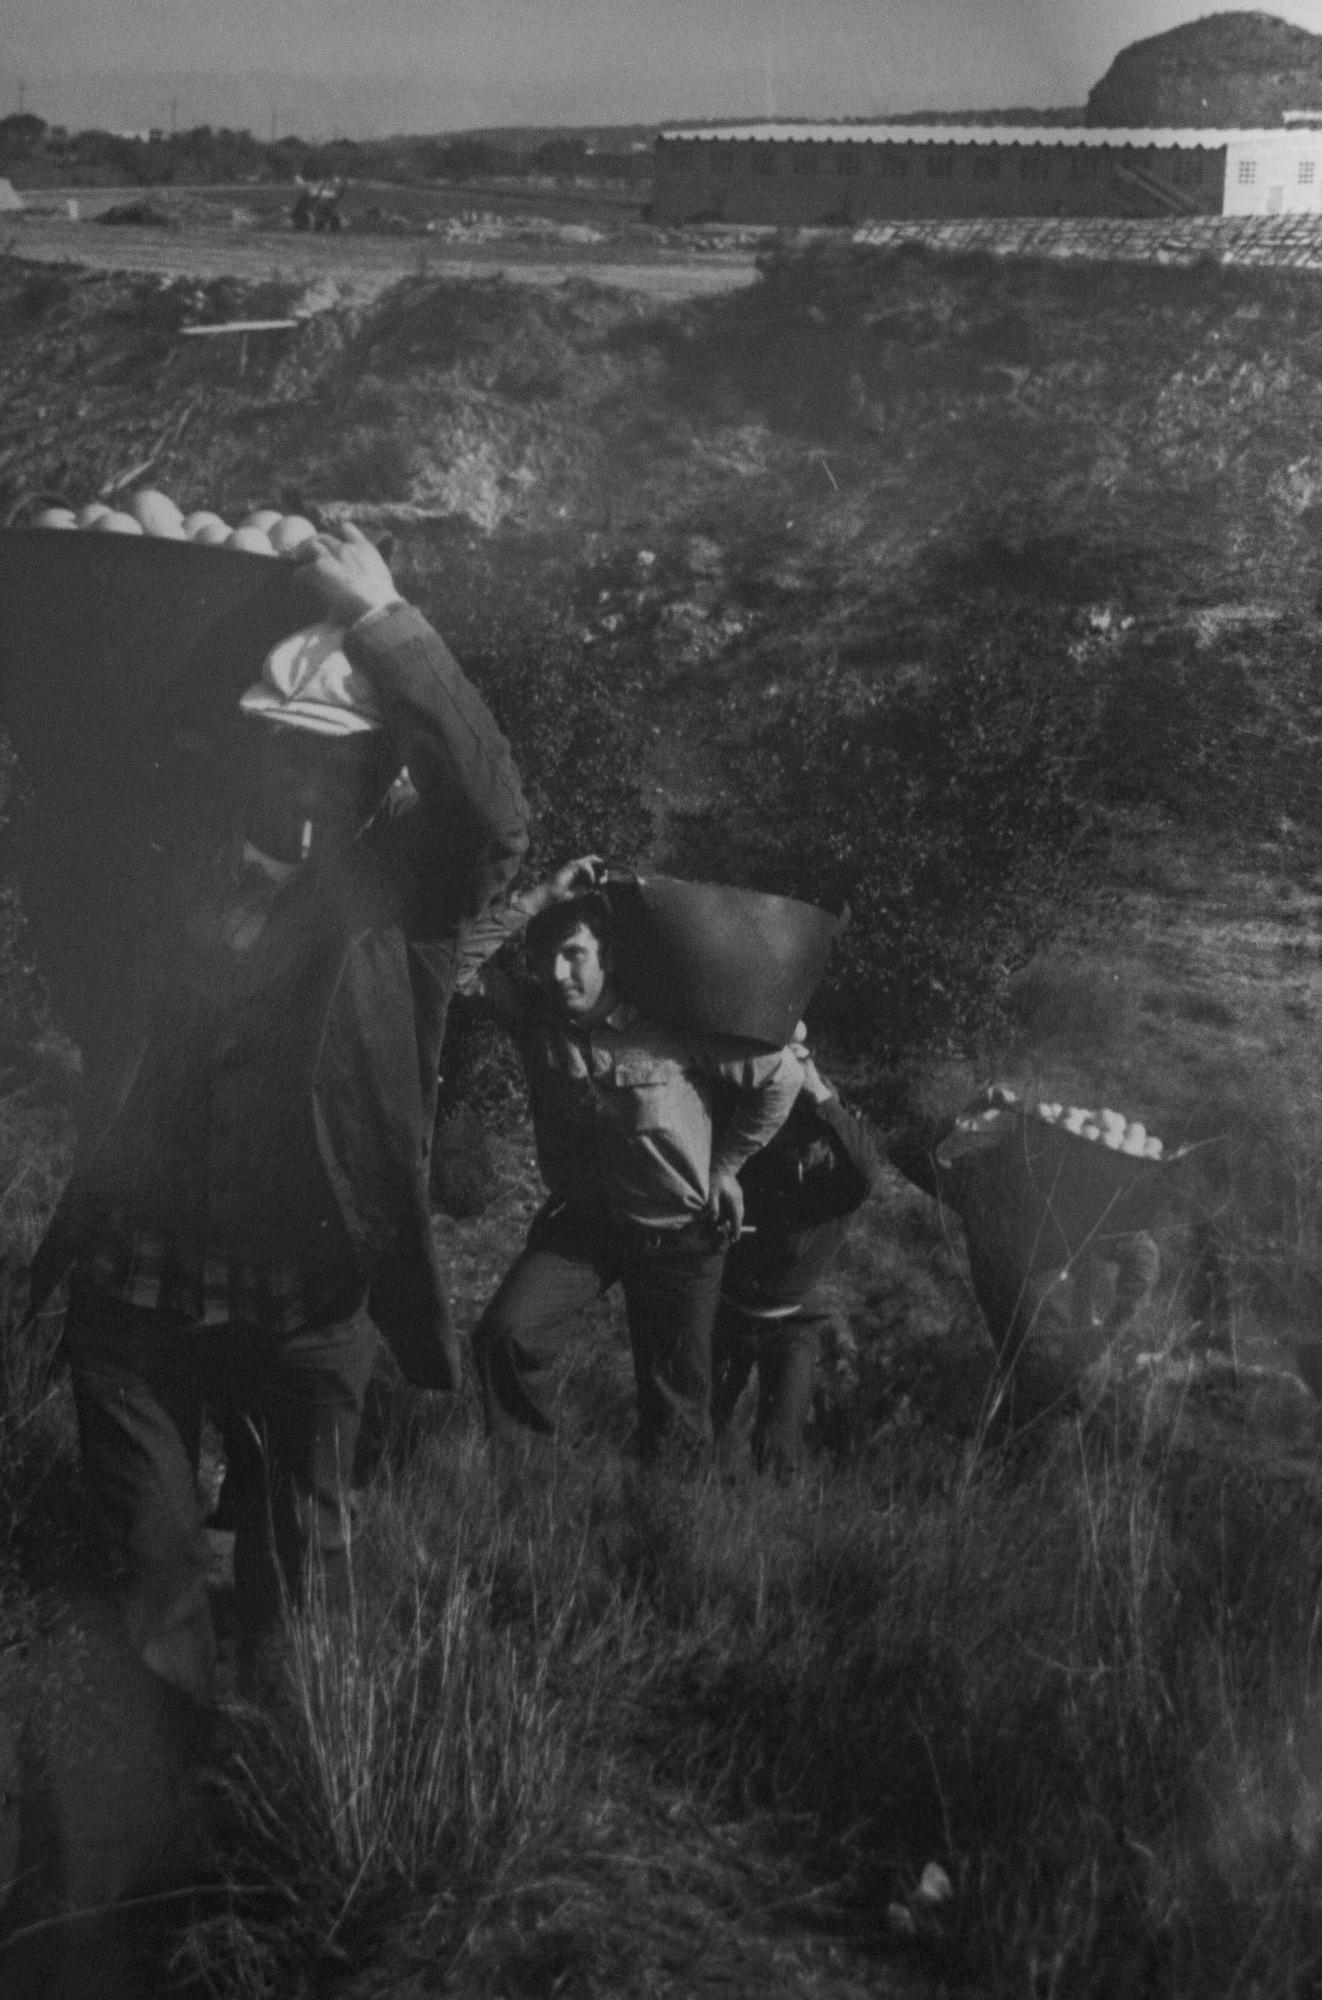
0;112;650;188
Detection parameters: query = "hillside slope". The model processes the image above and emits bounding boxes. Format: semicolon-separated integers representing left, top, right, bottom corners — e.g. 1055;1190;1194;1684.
9;245;1322;2000
6;244;1322;1021
4;240;1322;1299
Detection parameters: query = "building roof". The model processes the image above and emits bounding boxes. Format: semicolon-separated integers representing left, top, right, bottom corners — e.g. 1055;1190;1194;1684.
658;124;1318;150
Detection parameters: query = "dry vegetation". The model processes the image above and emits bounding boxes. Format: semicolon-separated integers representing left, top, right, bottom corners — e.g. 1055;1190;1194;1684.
6;238;1322;1995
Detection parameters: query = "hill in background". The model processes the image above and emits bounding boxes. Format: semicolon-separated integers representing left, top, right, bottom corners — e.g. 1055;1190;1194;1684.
1087;9;1322;127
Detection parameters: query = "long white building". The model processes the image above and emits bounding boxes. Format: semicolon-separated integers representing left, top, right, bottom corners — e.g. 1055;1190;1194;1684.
653;124;1322;226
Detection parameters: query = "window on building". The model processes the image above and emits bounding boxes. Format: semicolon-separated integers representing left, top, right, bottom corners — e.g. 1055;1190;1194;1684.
971;150;1001;180
835;146;862;176
1020;150;1052;181
1237;158;1257;184
752;148;778;177
791;147;818;176
877;148;911;178
926;149;955;179
1300;158;1317;184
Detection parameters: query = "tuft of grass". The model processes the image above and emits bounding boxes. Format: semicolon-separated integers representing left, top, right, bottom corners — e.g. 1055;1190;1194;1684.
174;1439;646;1993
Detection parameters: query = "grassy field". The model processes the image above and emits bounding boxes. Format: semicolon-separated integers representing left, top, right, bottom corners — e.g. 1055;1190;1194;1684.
5;240;1322;1994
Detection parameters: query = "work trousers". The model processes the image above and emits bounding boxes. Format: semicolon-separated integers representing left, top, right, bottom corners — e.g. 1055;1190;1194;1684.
710;1298;830;1480
471;1201;727;1460
711;1203;859;1478
67;1288;378;1702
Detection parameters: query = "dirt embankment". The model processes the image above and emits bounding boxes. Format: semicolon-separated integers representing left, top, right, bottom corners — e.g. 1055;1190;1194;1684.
2;211;760;309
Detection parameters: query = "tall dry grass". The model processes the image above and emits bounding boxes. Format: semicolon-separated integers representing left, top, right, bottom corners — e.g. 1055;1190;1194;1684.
160;1303;1322;1997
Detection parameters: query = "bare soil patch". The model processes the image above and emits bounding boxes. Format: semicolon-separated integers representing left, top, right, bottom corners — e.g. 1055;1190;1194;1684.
2;214;759;309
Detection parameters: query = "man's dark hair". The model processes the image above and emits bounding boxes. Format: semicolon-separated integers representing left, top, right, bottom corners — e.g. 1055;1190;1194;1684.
525;891;614;964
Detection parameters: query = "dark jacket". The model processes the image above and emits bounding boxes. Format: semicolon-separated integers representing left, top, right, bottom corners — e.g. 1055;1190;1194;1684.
725;1079;879;1308
35;604;528;1387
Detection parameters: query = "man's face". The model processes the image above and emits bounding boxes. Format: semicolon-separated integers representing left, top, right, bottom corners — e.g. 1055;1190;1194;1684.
244;723;382;864
540;921;613;1024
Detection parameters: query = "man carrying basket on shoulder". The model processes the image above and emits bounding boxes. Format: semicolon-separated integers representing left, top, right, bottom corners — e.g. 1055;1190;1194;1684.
30;523;528;1700
466;858;803;1467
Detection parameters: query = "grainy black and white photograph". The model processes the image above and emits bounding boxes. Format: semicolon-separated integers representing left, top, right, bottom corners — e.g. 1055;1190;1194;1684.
3;4;1322;1994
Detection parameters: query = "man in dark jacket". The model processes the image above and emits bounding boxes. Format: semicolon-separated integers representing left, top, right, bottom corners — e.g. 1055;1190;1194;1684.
711;1042;878;1478
36;523;528;1699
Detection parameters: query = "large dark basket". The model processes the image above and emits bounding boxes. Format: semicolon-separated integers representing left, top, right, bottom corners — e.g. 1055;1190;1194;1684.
938;1101;1191;1260
0;528;308;1073
1018;1115;1187;1246
604;870;844;1048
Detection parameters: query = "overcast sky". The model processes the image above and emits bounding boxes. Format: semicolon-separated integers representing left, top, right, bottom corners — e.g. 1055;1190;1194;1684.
7;2;1322;134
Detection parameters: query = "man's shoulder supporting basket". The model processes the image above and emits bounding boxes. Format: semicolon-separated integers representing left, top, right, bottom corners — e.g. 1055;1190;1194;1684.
605;873;844;1048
